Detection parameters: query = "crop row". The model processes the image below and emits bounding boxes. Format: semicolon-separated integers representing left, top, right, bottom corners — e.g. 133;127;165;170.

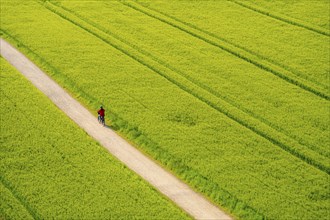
1;1;329;219
44;1;329;174
229;0;330;36
0;57;189;219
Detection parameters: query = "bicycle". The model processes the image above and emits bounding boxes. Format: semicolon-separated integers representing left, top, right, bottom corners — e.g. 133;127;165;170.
98;114;105;126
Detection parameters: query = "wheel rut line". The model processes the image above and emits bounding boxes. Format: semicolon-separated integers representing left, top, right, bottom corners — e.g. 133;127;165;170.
48;1;329;160
120;0;329;100
0;177;38;220
40;1;329;175
130;0;329;90
228;0;330;37
0;96;41;220
143;1;329;90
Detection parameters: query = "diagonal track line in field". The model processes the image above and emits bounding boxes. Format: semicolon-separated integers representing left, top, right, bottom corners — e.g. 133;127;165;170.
49;0;329;160
39;1;330;174
0;95;41;220
120;0;329;101
0;178;38;219
129;0;329;91
1;37;233;220
228;0;330;37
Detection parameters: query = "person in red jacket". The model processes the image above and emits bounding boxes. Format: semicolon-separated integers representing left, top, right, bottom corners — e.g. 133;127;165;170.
97;106;105;126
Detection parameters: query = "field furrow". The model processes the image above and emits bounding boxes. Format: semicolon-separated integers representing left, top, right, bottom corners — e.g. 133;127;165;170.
42;1;329;174
135;0;329;91
228;0;330;37
131;0;329;91
122;0;329;100
0;174;39;219
131;2;329;90
0;182;34;220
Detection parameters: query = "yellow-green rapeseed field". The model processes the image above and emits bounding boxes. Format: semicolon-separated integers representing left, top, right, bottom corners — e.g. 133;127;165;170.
1;0;329;219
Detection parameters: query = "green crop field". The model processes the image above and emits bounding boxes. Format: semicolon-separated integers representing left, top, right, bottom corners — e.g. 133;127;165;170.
0;57;190;219
1;0;329;219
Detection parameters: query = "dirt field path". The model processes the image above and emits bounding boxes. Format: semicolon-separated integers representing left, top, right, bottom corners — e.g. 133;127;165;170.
0;38;232;220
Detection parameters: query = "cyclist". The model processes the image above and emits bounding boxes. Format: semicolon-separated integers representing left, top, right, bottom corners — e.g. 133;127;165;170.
97;106;105;126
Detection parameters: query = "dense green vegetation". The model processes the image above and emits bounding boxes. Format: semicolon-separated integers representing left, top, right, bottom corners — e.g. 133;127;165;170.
1;0;329;219
238;0;330;30
51;0;329;169
135;0;329;90
0;57;189;219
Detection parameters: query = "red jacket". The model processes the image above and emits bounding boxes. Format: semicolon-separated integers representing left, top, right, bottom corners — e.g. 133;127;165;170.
98;109;105;117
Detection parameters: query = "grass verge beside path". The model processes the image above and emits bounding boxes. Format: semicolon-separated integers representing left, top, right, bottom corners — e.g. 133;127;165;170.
0;57;190;219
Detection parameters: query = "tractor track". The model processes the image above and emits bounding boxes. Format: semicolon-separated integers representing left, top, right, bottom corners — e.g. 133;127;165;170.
0;177;38;220
120;0;329;100
40;1;330;175
228;0;330;37
49;0;329;160
130;0;329;91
